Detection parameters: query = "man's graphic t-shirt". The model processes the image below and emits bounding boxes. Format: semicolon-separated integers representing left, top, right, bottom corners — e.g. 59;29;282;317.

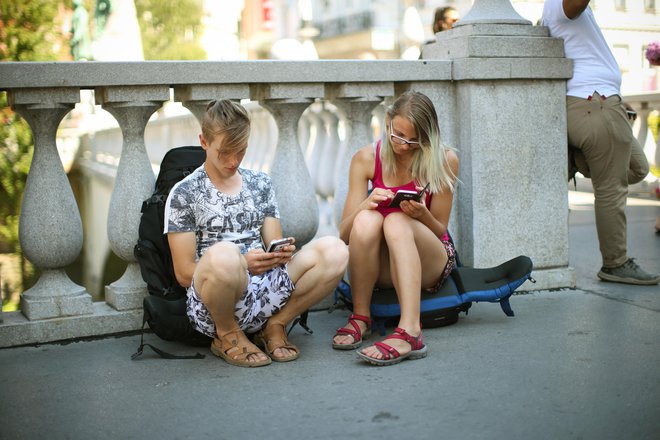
164;165;279;259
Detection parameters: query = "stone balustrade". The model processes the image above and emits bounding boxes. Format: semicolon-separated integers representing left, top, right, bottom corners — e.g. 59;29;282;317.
0;13;588;346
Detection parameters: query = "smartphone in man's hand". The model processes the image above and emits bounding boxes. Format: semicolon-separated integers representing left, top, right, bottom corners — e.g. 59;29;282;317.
266;237;294;253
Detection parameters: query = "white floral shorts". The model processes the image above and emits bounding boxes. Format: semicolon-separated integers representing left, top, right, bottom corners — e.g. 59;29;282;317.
186;265;294;338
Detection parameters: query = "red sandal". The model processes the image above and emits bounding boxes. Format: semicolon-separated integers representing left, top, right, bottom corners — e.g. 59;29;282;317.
357;327;427;366
332;314;371;350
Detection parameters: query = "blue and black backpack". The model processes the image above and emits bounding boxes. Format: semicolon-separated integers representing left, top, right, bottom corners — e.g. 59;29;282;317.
333;249;534;335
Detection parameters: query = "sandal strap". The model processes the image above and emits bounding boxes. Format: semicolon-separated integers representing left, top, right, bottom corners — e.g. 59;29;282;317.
217;329;262;361
389;327;423;350
259;325;300;355
335;313;371;341
361;328;423;362
349;313;371;327
373;341;400;360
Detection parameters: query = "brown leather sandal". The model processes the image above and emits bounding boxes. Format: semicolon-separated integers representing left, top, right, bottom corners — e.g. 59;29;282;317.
253;323;300;362
211;329;272;368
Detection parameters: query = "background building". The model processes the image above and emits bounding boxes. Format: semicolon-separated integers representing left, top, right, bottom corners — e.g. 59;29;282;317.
223;0;659;93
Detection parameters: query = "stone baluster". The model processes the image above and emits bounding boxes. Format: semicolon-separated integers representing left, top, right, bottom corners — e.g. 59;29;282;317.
251;106;278;173
96;86;170;310
251;83;324;245
326;82;393;225
9;88;93;320
317;106;342;200
304;106;326;191
297;106;312;161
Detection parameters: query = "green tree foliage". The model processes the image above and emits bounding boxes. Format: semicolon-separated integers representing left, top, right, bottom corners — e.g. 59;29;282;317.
0;0;61;61
135;0;206;60
0;93;32;252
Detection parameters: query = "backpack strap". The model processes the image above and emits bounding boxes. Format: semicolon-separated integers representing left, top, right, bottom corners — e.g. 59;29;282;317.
131;312;206;360
287;311;313;336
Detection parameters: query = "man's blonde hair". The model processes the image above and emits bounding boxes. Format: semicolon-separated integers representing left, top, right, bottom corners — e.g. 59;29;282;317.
201;100;251;152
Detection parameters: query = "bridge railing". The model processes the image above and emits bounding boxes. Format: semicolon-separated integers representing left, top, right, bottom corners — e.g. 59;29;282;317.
0;15;601;346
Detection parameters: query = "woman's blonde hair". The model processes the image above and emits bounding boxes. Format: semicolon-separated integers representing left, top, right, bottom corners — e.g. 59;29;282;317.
381;91;457;194
201;100;251;152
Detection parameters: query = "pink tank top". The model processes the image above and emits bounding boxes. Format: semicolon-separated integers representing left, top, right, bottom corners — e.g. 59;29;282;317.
372;140;432;217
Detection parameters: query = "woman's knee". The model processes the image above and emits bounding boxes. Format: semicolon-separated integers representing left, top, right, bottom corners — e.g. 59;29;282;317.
351;210;383;243
382;213;413;242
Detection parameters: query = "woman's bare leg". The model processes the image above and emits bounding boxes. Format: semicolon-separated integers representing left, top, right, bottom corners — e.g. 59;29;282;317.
333;210;384;346
360;213;447;359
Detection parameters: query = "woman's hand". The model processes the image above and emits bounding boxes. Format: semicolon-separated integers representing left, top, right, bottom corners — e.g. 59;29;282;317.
245;242;296;275
364;187;393;210
400;184;429;219
400;199;428;219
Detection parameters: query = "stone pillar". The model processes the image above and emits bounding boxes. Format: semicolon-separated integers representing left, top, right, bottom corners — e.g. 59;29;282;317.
422;0;575;290
96;85;169;309
327;82;393;226
251;83;324;245
9;88;93;320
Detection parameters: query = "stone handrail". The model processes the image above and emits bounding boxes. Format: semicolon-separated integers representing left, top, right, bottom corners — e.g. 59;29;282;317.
0;21;576;346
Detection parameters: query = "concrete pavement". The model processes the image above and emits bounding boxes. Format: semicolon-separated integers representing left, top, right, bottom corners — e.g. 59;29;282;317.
1;188;658;440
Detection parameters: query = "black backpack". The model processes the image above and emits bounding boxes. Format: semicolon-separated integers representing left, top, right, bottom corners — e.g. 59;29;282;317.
132;146;211;359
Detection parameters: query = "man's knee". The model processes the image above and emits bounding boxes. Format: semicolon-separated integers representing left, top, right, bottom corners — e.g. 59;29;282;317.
199;242;244;281
312;236;349;273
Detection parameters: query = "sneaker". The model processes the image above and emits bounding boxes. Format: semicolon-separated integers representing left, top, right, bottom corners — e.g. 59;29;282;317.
597;258;660;286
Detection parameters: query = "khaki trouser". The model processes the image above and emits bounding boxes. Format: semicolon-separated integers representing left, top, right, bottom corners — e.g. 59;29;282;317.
567;93;649;268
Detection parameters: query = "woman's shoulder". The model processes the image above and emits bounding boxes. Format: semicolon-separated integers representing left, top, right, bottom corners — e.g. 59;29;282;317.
445;149;459;172
353;143;376;163
445;149;458;163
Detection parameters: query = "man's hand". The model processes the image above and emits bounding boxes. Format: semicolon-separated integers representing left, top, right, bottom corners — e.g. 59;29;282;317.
245;245;295;275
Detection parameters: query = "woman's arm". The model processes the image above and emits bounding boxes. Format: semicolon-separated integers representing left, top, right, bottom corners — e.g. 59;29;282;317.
338;145;390;243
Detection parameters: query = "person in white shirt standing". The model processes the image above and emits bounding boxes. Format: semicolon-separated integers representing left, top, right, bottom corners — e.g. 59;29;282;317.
542;0;659;285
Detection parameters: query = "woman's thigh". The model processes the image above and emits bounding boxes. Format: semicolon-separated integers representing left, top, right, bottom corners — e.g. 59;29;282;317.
377;213;447;289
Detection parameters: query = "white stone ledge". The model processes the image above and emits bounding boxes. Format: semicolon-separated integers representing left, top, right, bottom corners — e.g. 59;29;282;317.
0;303;143;348
0;60;452;89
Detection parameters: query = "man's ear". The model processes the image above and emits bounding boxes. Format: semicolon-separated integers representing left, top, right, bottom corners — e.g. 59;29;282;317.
199;134;208;150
